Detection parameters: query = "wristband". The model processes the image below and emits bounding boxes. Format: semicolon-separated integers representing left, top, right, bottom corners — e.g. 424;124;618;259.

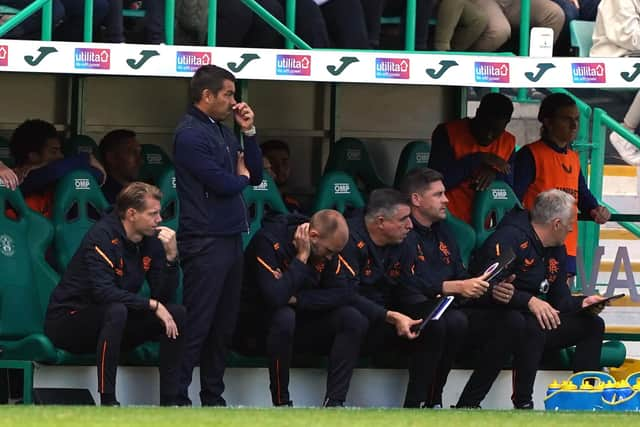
242;126;256;136
153;300;159;312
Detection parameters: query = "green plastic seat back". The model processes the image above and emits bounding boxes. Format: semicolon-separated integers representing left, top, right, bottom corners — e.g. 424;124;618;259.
312;171;365;213
157;167;179;232
63;134;97;157
0;184;59;339
471;180;521;249
570;20;595;57
443;209;476;267
139;144;172;183
0;135;13;167
242;174;289;248
51;170;109;271
393;140;430;187
324;138;386;192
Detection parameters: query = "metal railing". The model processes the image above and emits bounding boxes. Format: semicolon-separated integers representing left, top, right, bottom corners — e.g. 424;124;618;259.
0;0;52;40
0;0;533;51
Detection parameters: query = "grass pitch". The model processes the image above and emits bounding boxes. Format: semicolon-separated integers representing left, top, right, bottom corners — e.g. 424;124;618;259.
0;407;638;427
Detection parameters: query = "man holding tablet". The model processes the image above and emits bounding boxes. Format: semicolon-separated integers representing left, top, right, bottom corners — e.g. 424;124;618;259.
469;189;607;409
400;167;523;408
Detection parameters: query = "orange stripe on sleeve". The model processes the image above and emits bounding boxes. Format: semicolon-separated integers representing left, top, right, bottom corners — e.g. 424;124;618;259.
95;245;114;269
495;243;501;257
337;255;356;277
257;256;280;279
335;259;342;275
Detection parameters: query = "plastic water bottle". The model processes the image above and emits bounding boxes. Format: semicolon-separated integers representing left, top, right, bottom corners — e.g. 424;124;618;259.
547;380;561;396
602;381;616;403
616;380;633;401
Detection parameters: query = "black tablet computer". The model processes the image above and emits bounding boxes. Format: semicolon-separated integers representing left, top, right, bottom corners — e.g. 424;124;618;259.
411;296;455;333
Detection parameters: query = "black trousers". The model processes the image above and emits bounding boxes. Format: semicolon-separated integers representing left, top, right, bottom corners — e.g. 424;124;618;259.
44;303;185;398
178;235;244;406
455;307;526;407
235;305;368;405
398;302;467;407
362;303;449;408
511;311;605;406
218;0;284;48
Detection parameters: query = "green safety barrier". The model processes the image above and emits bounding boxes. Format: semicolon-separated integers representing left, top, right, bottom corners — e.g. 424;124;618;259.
0;0;52;40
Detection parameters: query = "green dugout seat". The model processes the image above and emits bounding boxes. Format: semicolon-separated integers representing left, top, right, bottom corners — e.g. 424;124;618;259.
242;173;289;249
559;341;626;370
324;138;386;193
157;167;178;232
0;135;12;167
570;20;595;58
471;180;521;249
393;140;430;188
139;144;172;184
63;134;98;157
156;167;182;304
312;171;365;214
51;170;109;272
443;210;476;268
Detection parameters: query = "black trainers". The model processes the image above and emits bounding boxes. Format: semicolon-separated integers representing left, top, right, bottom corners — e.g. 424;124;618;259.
100;393;120;407
514;401;534;410
274;400;293;407
323;398;344;408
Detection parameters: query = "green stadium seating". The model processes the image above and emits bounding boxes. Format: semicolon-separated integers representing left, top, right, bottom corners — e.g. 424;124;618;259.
393;140;430;188
443;210;476;267
63;134;98;157
312;171;365;214
139;144;172;184
0;135;13;167
242;173;289;248
570;20;595;58
471;180;521;249
324;138;387;193
51;170;109;271
157;167;178;232
559;340;626;370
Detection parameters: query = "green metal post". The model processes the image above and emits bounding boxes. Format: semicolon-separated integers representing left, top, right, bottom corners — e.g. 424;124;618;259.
517;0;531;102
240;0;311;49
584;108;607;286
550;89;593;290
405;0;416;51
285;0;296;49
0;0;49;37
207;0;217;46
83;0;94;42
41;0;52;41
22;362;33;404
165;0;175;45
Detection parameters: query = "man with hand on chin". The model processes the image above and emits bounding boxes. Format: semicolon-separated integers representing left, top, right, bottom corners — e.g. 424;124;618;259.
45;182;185;407
174;65;263;406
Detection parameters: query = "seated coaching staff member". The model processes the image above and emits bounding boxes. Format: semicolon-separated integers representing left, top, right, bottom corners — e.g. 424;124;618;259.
468;189;607;409
235;210;368;407
44;182;185;407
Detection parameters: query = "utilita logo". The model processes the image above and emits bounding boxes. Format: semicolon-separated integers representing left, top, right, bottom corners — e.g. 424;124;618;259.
375;58;410;79
474;62;510;83
0;45;8;66
276;55;311;76
176;51;212;72
75;48;110;69
572;63;606;83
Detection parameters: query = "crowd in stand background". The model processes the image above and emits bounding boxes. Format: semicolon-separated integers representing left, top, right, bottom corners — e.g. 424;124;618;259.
0;0;609;55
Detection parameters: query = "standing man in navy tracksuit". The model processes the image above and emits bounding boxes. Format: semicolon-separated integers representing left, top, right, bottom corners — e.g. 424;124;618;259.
174;65;263;406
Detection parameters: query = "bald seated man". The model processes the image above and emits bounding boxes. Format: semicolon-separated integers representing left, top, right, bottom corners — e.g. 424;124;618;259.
234;209;369;407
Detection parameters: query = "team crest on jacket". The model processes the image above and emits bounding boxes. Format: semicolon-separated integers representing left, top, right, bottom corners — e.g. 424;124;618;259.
547;257;559;284
439;241;451;264
142;256;152;272
389;261;402;278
